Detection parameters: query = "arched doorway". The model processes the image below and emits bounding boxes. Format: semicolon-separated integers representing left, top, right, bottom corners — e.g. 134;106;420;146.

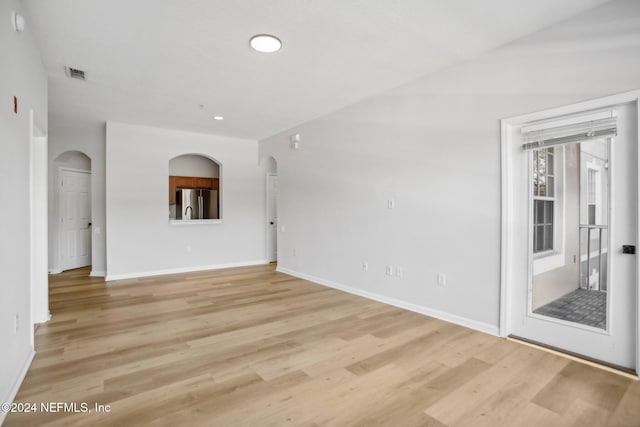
50;151;92;272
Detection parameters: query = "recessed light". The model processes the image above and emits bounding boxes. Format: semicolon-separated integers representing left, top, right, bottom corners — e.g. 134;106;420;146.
213;116;224;121
250;34;282;53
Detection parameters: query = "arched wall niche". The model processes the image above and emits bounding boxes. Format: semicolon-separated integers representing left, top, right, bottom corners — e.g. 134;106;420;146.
168;154;221;221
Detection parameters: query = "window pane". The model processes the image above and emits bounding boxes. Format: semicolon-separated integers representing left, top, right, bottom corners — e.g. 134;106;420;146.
535;200;544;225
533;151;539;196
544;225;553;251
544;200;554;224
588;169;596;204
538;176;546;196
535;226;544;252
531;143;609;330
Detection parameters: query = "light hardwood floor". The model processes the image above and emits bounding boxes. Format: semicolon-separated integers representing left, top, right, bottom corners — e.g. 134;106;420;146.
5;265;640;426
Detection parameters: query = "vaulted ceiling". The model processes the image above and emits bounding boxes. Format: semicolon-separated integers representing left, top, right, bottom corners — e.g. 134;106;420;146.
22;0;610;139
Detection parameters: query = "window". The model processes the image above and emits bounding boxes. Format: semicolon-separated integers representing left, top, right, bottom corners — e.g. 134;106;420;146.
532;148;555;253
587;168;597;225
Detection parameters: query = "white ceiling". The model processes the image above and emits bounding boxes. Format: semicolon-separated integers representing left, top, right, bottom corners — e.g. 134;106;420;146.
22;0;609;140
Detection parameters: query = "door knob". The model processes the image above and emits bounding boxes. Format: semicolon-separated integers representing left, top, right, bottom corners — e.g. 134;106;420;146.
88;222;92;227
623;245;636;254
270;221;274;225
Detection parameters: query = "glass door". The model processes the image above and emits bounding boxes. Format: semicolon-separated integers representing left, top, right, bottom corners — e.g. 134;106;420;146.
508;102;637;371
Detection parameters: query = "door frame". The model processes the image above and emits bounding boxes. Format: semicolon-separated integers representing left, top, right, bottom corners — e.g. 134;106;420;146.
266;172;278;263
500;90;640;374
58;166;92;271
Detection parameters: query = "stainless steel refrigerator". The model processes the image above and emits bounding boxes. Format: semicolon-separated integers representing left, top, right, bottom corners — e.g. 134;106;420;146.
176;189;218;220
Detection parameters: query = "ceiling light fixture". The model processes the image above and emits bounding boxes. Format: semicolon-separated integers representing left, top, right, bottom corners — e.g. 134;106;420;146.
213;116;224;121
250;34;282;53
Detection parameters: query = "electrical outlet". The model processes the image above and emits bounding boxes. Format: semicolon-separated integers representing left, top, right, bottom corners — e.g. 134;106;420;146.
437;272;446;286
386;265;394;276
14;313;19;334
186;245;192;253
362;262;368;272
396;266;403;278
292;248;297;257
387;199;395;209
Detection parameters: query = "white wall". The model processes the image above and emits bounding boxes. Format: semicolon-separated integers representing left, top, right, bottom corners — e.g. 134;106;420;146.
259;0;640;333
30;130;49;326
169;154;219;177
106;122;266;279
0;0;48;417
48;123;106;276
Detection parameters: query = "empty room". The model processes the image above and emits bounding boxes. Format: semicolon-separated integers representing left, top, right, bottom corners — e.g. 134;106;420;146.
2;0;640;426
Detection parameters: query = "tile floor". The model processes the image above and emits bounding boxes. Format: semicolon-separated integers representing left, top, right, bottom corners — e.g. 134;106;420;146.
533;288;607;329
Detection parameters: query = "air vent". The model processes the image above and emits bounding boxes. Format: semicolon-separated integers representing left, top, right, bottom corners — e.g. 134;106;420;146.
64;66;86;81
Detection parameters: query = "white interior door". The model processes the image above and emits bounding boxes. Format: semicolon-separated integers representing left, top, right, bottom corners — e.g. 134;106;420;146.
505;102;637;371
267;174;278;262
60;169;91;270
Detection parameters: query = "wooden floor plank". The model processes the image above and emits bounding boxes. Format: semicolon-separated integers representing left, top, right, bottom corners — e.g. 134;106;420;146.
4;265;638;426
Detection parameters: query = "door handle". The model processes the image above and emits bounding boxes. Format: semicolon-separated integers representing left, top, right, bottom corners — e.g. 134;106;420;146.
270;221;274;225
88;222;92;227
623;245;636;254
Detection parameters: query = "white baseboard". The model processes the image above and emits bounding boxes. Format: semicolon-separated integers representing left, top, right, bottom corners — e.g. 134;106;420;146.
277;267;500;337
32;309;51;325
105;260;270;282
50;269;105;277
0;350;35;425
